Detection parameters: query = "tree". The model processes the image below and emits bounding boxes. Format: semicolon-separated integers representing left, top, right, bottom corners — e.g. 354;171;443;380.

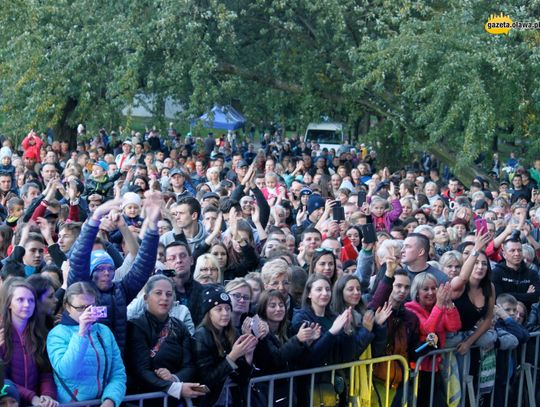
1;0;539;183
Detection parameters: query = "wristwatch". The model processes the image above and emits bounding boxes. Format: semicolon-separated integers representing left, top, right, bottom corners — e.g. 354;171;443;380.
470;250;480;257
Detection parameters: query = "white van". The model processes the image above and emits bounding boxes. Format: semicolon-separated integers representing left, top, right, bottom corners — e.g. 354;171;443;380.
303;122;344;152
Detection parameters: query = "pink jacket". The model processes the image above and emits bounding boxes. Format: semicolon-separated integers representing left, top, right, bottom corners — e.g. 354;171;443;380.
405;301;461;371
0;327;57;404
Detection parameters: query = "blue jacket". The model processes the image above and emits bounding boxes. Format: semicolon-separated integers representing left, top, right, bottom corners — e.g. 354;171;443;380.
68;220;159;352
47;314;126;405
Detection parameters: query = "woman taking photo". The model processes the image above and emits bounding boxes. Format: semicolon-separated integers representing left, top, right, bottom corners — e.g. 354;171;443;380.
47;282;126;406
225;278;253;331
126;275;205;402
193;285;259;407
405;274;461;406
0;278;57;407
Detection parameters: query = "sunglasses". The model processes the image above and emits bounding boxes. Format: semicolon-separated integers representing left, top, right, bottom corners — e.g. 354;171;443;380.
315;248;334;254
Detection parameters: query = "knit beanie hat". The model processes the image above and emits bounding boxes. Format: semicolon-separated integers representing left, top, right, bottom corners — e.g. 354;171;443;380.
90;250;115;276
0;147;12;161
95;161;109;172
307;194;325;215
122;192;142;209
201;284;232;317
0;380;20;403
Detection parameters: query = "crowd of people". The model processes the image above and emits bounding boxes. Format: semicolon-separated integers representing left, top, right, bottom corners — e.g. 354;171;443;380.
0;125;539;407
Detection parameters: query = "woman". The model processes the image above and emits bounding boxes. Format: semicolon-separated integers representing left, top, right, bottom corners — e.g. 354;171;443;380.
438;250;462;279
291;274;353;405
448;234;495;355
308;249;338;285
430;197;448;224
193;253;222;285
192;285;258;407
291;274;352;366
255;289;317;371
245;272;265;309
205;167;221;191
399;197;418;223
27;274;58;330
47;282;126;405
405;274;461;407
126;276;204;401
225;278;252;331
331;275;390;359
0;278;57;407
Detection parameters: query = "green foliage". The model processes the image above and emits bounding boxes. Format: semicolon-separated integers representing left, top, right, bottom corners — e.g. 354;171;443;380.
1;0;539;175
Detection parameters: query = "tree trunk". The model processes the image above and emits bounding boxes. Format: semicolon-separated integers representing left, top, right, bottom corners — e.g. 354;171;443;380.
55;97;78;149
428;143;496;187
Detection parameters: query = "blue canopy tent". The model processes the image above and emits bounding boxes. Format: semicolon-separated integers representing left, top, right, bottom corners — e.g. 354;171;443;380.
193;105;246;131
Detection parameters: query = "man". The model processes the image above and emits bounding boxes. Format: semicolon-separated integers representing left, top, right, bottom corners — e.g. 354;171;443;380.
40;163;58;185
492;238;540;309
292;194;325;237
297;226;322;268
442;178;464;204
168;168;195;199
369;262;420;405
401;233;448;284
160;196;207;252
204;133;216;157
20;182;41;209
115;140;133;169
165;240;204;325
0;173;16;207
68;194;160;353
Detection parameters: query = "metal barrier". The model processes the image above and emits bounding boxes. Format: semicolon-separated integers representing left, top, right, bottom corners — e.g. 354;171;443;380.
56;332;540;407
246;355;410;407
59;391;169;407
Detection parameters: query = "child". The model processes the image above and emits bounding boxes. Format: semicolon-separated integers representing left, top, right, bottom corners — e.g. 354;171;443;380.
0;148;16;187
261;172;285;203
0;379;20;407
5;197;24;228
369;193;402;233
109;192;143;244
492;294;529;407
83;161;120;200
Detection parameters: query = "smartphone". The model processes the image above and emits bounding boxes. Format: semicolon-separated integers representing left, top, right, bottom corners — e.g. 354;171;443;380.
475;218;488;235
357;190;367;207
360;223;377;244
193;385;210;394
92;306;108;319
332;205;345;222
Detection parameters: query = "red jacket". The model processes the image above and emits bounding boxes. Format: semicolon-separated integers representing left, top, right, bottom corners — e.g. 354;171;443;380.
21;132;43;163
405;301;461;371
0;326;57;404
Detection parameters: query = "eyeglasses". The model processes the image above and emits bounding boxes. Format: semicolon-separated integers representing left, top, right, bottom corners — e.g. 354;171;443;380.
230;292;251;302
68;302;94;312
167;253;189;262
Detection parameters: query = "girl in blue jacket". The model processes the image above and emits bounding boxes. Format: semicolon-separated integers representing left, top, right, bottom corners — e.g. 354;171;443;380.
47;282;126;406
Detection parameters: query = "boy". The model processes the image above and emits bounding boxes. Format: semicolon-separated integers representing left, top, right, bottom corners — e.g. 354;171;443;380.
5;197;24;228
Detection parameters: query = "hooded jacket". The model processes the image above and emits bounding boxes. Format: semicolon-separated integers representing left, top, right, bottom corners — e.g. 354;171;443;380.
46;313;126;405
159;221;207;254
68;220;159;353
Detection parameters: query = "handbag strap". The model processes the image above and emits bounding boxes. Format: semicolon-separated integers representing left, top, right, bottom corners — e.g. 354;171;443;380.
53;370;78;402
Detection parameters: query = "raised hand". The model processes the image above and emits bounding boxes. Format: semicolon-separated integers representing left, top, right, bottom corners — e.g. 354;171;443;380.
362;310;375;332
374;302;393;326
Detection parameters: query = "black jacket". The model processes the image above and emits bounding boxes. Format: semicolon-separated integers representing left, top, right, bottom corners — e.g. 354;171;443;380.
254;331;307;375
492;260;540;309
126;311;196;394
192;326;253;407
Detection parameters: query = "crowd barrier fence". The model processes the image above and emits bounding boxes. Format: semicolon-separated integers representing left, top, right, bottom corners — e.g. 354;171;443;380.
57;332;540;407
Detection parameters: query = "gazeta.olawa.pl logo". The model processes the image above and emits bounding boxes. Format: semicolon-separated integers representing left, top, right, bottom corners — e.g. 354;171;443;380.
485;13;540;35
